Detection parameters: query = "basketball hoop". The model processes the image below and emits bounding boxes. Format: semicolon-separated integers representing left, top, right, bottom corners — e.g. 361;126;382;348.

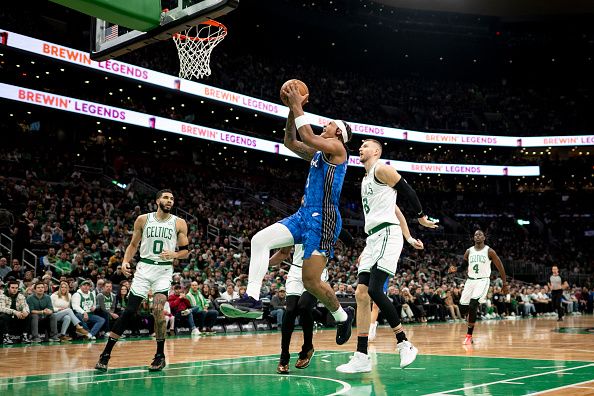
173;19;227;80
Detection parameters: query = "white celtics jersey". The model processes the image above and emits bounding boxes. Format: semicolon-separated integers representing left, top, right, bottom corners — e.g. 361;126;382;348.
361;162;399;234
139;213;178;262
467;245;491;278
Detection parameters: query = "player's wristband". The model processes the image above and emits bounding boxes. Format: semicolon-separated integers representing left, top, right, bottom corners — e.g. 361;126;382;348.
294;115;309;130
406;236;417;245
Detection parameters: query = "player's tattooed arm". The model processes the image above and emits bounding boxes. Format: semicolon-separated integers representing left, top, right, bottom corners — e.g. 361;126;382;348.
284;110;316;161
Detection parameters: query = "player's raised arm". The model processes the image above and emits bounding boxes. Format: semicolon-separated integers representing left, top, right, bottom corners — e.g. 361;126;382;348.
489;248;508;294
283;83;346;161
374;163;437;229
284;110;316;161
122;215;146;276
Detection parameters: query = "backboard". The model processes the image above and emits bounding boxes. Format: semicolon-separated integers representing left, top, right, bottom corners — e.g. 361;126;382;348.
91;0;238;61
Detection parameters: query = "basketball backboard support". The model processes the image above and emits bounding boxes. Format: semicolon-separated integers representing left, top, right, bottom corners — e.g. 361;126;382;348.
91;0;238;61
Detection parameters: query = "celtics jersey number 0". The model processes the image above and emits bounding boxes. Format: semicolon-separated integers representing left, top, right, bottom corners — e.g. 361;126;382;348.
139;213;178;262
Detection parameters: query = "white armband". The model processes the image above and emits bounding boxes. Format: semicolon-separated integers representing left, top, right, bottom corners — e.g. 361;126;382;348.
406;236;417;245
294;115;309;130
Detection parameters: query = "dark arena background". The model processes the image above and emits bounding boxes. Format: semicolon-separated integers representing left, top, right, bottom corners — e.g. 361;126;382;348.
0;0;593;395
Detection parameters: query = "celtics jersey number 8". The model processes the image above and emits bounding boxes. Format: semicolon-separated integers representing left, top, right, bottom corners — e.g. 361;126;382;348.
361;162;399;234
467;245;491;278
139;213;178;262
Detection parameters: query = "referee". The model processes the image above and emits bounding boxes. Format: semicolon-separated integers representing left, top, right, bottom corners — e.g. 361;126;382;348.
549;265;565;322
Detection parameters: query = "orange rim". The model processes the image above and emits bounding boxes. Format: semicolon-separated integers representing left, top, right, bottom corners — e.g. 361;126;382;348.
173;20;227;41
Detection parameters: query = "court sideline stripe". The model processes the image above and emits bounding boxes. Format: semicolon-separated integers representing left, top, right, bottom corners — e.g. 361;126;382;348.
528;379;594;395
424;363;594;395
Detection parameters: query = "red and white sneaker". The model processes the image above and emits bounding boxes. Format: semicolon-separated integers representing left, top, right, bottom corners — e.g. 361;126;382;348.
463;335;474;345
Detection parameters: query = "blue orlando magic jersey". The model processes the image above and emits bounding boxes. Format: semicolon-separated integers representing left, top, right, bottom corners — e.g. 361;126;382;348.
302;151;347;209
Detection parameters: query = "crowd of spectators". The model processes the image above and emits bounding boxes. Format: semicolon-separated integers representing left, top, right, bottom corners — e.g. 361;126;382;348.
0;140;592;344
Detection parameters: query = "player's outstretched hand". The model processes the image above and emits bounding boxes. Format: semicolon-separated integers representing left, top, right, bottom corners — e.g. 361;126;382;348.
122;262;132;277
282;82;309;108
407;238;424;250
418;216;439;228
448;265;457;274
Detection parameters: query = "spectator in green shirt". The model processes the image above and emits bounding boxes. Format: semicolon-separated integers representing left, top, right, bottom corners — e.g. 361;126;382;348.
184;281;218;335
54;252;72;276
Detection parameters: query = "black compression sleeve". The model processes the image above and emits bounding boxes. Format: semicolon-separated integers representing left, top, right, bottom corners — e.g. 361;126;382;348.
338;228;354;247
394;178;424;217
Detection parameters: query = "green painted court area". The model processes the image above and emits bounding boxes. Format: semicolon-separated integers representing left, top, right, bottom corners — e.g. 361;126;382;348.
1;352;593;396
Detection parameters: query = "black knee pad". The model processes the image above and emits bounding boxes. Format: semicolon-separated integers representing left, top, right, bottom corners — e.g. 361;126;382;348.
286;295;299;314
468;299;480;323
111;294;143;335
460;304;470;317
358;272;370;287
297;292;316;312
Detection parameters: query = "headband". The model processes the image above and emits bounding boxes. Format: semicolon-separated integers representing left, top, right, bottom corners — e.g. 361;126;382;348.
334;120;350;143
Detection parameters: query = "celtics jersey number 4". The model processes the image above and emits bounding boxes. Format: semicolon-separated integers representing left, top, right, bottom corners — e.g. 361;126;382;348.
361;162;399;234
467;245;491;278
139;213;178;262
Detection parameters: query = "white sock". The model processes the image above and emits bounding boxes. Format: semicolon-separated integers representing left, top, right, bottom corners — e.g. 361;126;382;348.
331;306;348;322
245;223;294;300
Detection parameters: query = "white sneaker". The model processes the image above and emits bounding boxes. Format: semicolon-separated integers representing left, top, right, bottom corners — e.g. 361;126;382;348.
368;321;378;342
397;340;418;368
191;328;201;336
181;309;191;316
336;352;372;373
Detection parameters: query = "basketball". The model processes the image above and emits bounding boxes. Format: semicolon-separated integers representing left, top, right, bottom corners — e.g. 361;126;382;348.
280;79;309;106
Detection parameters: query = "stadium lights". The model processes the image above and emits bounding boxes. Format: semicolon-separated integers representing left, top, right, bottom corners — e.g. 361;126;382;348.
517;219;530;226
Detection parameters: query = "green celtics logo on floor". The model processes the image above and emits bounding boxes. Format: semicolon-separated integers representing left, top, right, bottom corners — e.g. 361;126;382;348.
554;327;594;334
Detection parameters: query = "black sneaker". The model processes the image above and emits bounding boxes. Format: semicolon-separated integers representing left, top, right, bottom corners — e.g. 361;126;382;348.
149;354;166;371
335;306;355;345
21;334;32;344
2;335;14;345
95;354;111;372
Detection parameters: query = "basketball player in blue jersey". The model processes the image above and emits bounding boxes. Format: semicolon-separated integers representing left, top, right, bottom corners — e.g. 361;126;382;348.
221;82;355;344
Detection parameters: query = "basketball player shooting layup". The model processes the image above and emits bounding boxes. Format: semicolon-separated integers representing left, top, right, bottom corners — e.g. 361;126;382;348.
448;229;508;345
221;81;356;345
95;189;189;372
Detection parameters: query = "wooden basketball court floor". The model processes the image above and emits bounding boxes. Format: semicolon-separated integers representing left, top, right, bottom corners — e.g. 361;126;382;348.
1;315;594;395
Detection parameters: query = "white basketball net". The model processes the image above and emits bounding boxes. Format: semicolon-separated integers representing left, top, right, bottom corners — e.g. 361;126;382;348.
173;21;227;80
